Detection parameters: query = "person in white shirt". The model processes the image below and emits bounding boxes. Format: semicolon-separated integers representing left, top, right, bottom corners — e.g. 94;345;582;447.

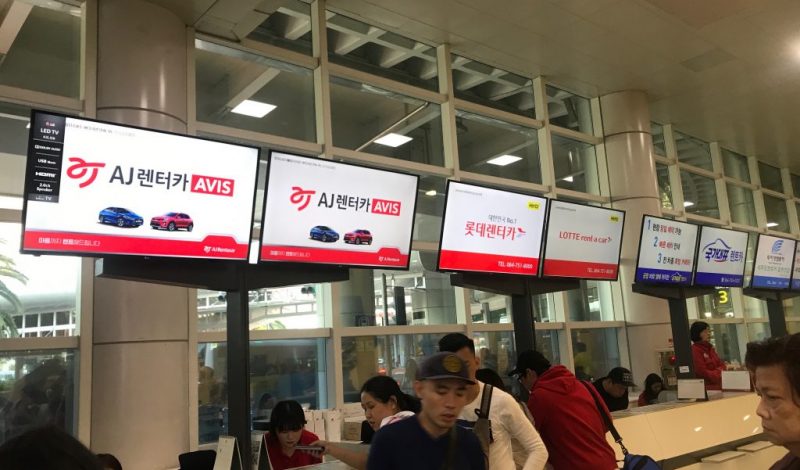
439;333;549;470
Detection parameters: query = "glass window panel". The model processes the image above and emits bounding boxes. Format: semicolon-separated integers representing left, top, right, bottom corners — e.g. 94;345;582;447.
0;102;32;159
764;195;790;233
198;339;326;444
656;163;673;209
786;297;800;318
546;86;593;134
469;292;553;324
341;333;444;402
792;174;800;197
696;289;736;319
197;285;325;332
245;0;312;55
707;323;742;364
195;40;316;142
338;251;456;327
414;175;446;242
330;76;444;166
743;233;758;287
789;322;800;335
680;170;719;219
552;135;600;195
452;55;533;118
759;162;784;193
566;280;615;321
726;184;757;226
651;122;666;157
747;323;770;342
456;110;541;184
0;223;81;338
0;4;81;98
722;149;750;183
571;328;620;382
327;13;437;90
0;349;77;443
674;131;712;170
743;296;768;318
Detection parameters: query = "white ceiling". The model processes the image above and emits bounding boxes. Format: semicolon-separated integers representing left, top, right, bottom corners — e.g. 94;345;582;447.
158;0;800;171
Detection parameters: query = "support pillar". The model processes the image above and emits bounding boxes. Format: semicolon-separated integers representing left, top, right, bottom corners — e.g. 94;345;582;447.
90;1;190;469
600;91;672;384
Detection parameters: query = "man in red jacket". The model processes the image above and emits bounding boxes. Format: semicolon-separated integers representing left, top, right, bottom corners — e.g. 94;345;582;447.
510;350;617;470
690;321;727;390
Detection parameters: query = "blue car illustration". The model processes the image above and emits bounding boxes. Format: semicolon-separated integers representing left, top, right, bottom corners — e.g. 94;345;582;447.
309;225;339;242
98;207;144;228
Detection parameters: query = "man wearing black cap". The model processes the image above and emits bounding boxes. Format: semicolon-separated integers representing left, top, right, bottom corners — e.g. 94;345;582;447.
366;352;486;470
593;367;635;412
510;350;617;470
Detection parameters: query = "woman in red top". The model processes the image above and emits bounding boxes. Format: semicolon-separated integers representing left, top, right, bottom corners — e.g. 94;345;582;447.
265;400;322;470
691;321;727;390
637;373;664;406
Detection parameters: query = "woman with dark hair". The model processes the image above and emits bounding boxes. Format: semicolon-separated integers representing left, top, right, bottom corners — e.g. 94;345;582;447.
691;321;728;390
312;375;419;470
637;374;664;406
0;426;103;470
264;400;322;470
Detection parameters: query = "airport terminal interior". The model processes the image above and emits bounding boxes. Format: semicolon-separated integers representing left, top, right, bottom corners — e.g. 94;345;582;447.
1;0;800;468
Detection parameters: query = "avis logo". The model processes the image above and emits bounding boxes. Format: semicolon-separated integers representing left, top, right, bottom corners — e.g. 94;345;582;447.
66;157;106;188
191;174;234;197
371;199;401;216
290;186;316;211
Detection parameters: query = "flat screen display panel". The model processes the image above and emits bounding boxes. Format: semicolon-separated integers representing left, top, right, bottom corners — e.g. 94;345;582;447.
635;215;699;285
693;226;748;287
751;234;796;289
438;181;547;275
260;151;419;269
793;244;800;290
21;110;259;260
541;200;625;280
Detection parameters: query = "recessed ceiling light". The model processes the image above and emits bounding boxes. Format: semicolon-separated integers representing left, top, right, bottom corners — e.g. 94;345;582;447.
231;100;276;118
487;155;522;166
425;189;437;196
375;133;413;147
683;201;695;207
562;176;574;182
767;222;779;227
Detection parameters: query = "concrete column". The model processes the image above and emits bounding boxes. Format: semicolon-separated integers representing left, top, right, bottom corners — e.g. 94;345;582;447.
600;91;672;386
90;1;190;469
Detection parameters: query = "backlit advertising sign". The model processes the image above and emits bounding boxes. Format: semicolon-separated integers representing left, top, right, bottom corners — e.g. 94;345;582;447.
693;226;748;287
751;234;795;289
438;181;547;275
793;244;800;290
260;151;419;268
21;111;259;260
542;200;625;280
635;215;699;285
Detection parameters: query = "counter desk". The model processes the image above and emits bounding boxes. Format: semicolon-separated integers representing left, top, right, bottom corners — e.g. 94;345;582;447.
609;392;788;468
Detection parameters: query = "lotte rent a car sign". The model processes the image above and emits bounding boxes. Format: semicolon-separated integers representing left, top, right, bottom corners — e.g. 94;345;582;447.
21;111;259;260
260;152;419;268
438;181;547;275
542;200;625;280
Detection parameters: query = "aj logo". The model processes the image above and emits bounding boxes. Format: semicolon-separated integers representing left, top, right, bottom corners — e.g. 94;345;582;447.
66;157;106;188
290;186;316;211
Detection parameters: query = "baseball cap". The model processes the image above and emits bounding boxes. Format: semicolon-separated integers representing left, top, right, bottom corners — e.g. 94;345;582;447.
417;352;476;384
508;350;551;377
608;367;635;387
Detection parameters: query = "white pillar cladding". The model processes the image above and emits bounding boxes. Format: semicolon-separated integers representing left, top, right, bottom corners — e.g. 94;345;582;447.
90;1;191;469
600;91;672;386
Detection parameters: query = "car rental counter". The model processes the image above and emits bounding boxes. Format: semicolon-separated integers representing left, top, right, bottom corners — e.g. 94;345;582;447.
608;392;786;469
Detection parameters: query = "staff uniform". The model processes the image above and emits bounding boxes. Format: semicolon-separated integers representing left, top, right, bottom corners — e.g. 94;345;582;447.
692;341;725;390
265;429;322;470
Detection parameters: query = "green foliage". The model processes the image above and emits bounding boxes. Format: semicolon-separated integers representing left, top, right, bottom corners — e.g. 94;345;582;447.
0;238;26;337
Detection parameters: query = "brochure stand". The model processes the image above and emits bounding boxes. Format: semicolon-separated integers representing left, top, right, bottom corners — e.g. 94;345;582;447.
742;287;799;338
632;283;716;380
96;256;348;468
450;272;580;352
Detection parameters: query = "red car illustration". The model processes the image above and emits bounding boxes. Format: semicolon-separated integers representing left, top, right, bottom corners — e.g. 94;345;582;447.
344;229;372;245
151;212;194;232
